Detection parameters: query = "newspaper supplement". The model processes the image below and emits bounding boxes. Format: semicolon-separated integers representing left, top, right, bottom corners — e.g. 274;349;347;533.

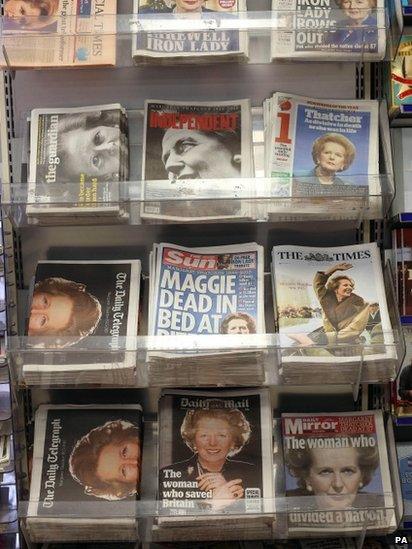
271;243;394;380
2;0;116;68
271;0;385;61
158;389;273;528
27;404;142;542
132;0;248;62
23;260;141;386
141;99;254;222
27;104;129;220
265;93;379;198
282;411;394;534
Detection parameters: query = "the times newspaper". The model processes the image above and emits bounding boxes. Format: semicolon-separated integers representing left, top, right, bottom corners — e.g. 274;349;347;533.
23;260;141;386
27;404;142;542
149;242;264;351
282;411;395;535
389;34;412;122
264;93;379;201
141;99;254;222
271;243;395;383
2;0;116;68
132;0;248;62
27;104;129;222
157;389;273;535
271;0;385;61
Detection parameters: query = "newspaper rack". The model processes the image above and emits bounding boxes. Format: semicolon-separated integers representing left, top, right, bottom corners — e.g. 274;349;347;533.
17;416;402;545
1;102;396;227
0;3;402;69
6;263;405;393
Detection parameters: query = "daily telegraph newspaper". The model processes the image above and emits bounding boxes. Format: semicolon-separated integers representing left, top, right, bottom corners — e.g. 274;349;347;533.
264;93;379;199
27;104;129;221
282;411;394;535
27;405;142;542
271;243;394;374
1;0;116;68
389;35;412;122
158;389;273;525
149;242;264;350
271;0;385;61
132;0;248;62
23;260;141;385
141;99;254;222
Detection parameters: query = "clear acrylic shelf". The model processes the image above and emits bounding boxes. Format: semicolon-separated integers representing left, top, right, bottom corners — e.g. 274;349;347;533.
0;3;402;69
7;263;405;390
2;103;395;227
18;418;402;543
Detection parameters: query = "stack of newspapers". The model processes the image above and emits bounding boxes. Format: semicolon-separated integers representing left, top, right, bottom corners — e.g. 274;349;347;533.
148;242;266;385
154;388;274;542
281;410;396;536
271;0;386;61
27;404;143;542
263;93;380;219
132;0;248;64
1;0;117;69
271;243;396;385
141;98;255;223
27;104;129;225
23;260;141;386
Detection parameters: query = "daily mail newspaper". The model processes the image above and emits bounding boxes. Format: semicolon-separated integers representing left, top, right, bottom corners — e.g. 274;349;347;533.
23;260;141;386
141;99;254;222
132;0;248;62
149;242;265;357
282;411;395;535
158;389;273;519
265;93;379;200
27;404;142;542
27;104;129;220
271;243;394;367
1;0;116;68
271;0;386;61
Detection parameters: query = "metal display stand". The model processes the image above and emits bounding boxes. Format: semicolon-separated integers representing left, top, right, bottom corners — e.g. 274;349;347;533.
0;1;406;546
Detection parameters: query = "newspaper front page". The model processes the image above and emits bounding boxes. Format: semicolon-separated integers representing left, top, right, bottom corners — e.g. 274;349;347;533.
2;0;116;68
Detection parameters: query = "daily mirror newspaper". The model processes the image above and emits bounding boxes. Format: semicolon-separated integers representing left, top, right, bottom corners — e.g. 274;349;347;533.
28;404;142;542
2;0;117;68
157;388;273;534
271;0;386;61
141;99;254;222
282;411;395;535
28;104;129;221
23;260;141;386
132;0;248;62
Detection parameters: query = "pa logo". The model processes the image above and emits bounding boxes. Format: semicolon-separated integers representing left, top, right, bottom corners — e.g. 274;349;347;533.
75;48;89;61
395;536;409;544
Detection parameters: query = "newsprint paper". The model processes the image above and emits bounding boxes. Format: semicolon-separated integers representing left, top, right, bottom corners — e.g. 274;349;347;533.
282;411;395;535
132;0;248;63
271;0;386;61
27;404;142;542
264;93;379;208
141;99;254;222
155;389;273;540
2;0;116;68
27;104;129;223
271;243;395;384
148;242;265;385
23;260;141;386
